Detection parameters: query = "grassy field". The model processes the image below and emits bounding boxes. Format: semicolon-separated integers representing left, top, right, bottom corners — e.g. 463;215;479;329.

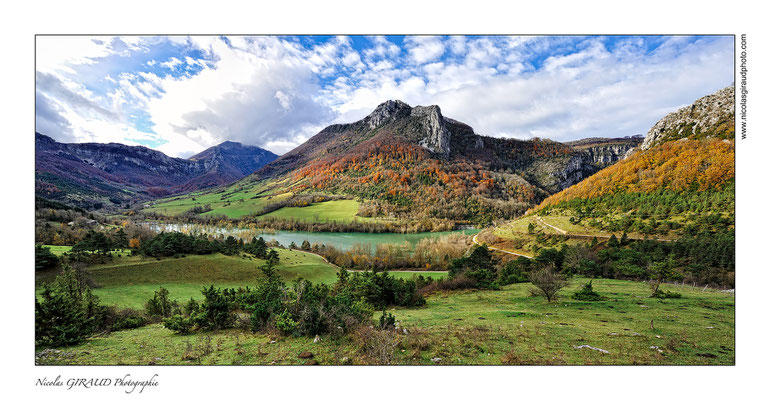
257;199;362;223
36;247;449;310
496;212;679;241
142;179;297;218
390;279;733;365
41;245;133;258
36;249;340;309
42;245;73;256
498;213;606;237
143;182;366;223
387;270;448;280
145;192;293;219
35;278;734;365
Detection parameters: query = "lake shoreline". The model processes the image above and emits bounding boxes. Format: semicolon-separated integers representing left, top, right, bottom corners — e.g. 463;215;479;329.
141;221;479;253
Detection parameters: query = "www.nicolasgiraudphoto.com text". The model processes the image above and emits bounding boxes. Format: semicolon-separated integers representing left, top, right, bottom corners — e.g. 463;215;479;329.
740;34;747;140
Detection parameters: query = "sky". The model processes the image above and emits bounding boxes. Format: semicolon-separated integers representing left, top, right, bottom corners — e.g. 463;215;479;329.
35;35;734;158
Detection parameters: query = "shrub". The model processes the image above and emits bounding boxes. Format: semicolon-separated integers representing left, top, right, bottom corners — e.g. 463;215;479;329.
496;260;529;286
448;245;498;289
195;285;234;331
648;256;681;296
571;280;605;301
651;290;682;299
164;314;194;334
145;287;179;318
232;312;252;330
528;267;568;302
417;275;476;295
157;264;420;339
274;309;299;335
248;267;285;331
346;271;425;308
353;325;401;365
109;309;147;331
378;310;396;330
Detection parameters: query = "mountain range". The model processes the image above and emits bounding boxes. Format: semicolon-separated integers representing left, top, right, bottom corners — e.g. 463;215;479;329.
35;133;277;209
36;97;652;222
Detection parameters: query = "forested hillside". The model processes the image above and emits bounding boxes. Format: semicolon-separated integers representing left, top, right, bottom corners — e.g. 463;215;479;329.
482;86;736;287
535;85;735;237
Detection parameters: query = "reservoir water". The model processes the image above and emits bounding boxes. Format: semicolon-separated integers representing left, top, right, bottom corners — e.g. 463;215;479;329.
144;222;479;252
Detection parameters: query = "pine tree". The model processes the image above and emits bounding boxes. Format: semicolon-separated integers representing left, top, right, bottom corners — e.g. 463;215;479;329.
35;265;99;346
620;231;629;246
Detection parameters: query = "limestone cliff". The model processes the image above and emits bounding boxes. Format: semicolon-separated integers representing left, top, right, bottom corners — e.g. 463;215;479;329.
641;86;734;150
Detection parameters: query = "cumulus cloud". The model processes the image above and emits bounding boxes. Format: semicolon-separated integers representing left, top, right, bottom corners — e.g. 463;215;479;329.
35;35;734;158
144;37;337;156
405;36;446;64
330;36;734;143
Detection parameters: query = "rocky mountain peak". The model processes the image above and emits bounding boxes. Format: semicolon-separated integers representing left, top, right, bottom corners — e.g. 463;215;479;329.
641;85;735;150
361;100;452;156
365;99;412;129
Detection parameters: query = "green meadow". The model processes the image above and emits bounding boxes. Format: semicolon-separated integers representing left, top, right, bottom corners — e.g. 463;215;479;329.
257;199;362;223
36;248;448;310
387;270;448;280
36;249;339;309
42;245;73;256
36;278;734;365
142;181;365;223
142;179;295;218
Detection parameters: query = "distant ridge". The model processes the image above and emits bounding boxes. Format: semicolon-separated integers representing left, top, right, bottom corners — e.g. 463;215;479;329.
35;133;277;209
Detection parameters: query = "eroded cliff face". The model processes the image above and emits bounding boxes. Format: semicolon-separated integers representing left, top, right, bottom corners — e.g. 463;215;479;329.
580;142;639;165
529;136;643;192
412;105;451;156
641;86;735;150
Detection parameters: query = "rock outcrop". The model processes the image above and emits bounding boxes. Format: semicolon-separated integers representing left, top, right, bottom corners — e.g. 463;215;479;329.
364;100;451;155
570;136;644;165
365;100;412;129
641;86;734;150
411;105;451;156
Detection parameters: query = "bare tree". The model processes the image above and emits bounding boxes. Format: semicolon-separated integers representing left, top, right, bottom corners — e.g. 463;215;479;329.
528;267;568;302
